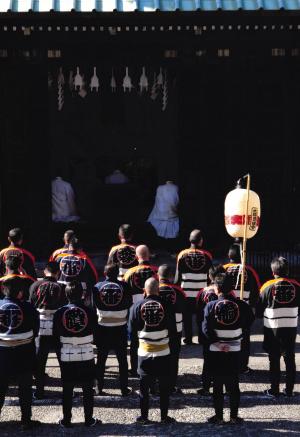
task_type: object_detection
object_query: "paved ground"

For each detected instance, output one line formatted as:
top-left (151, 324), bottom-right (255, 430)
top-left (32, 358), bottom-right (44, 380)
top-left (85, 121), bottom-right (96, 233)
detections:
top-left (0, 321), bottom-right (299, 437)
top-left (1, 253), bottom-right (300, 436)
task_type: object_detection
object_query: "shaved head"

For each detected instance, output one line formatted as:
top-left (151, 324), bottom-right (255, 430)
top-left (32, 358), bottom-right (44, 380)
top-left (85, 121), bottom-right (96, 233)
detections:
top-left (189, 229), bottom-right (203, 247)
top-left (144, 277), bottom-right (159, 296)
top-left (64, 230), bottom-right (75, 244)
top-left (158, 264), bottom-right (172, 280)
top-left (136, 245), bottom-right (150, 262)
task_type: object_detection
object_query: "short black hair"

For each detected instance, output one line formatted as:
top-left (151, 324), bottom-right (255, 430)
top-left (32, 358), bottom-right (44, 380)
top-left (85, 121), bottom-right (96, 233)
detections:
top-left (158, 264), bottom-right (171, 279)
top-left (271, 257), bottom-right (289, 277)
top-left (68, 237), bottom-right (81, 251)
top-left (5, 255), bottom-right (22, 271)
top-left (8, 228), bottom-right (23, 244)
top-left (228, 244), bottom-right (241, 263)
top-left (1, 277), bottom-right (24, 299)
top-left (104, 263), bottom-right (119, 279)
top-left (64, 230), bottom-right (75, 243)
top-left (119, 224), bottom-right (133, 240)
top-left (209, 264), bottom-right (225, 282)
top-left (214, 273), bottom-right (232, 295)
top-left (189, 229), bottom-right (203, 245)
top-left (65, 281), bottom-right (83, 302)
top-left (45, 261), bottom-right (60, 274)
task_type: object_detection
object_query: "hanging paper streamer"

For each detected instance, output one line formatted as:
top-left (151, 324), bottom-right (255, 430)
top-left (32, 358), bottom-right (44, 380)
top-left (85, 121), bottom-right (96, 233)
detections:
top-left (90, 67), bottom-right (100, 92)
top-left (48, 72), bottom-right (53, 89)
top-left (162, 70), bottom-right (168, 111)
top-left (74, 67), bottom-right (83, 91)
top-left (150, 72), bottom-right (158, 100)
top-left (78, 74), bottom-right (87, 98)
top-left (57, 67), bottom-right (65, 111)
top-left (69, 70), bottom-right (74, 92)
top-left (139, 66), bottom-right (148, 93)
top-left (157, 67), bottom-right (164, 87)
top-left (123, 67), bottom-right (133, 92)
top-left (111, 69), bottom-right (117, 92)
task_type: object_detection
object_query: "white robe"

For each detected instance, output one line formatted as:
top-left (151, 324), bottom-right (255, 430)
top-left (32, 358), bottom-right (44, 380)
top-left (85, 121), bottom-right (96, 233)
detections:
top-left (52, 177), bottom-right (80, 222)
top-left (105, 170), bottom-right (129, 184)
top-left (148, 183), bottom-right (179, 239)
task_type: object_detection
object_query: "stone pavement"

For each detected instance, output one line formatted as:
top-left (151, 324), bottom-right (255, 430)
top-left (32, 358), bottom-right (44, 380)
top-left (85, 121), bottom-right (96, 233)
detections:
top-left (0, 320), bottom-right (299, 437)
top-left (1, 252), bottom-right (299, 436)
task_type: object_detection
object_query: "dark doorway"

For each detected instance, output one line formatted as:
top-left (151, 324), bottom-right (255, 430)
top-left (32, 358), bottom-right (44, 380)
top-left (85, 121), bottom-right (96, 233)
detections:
top-left (48, 58), bottom-right (180, 248)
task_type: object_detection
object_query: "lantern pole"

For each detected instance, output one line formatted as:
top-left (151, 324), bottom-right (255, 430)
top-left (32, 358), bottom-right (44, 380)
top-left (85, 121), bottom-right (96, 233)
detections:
top-left (240, 174), bottom-right (251, 300)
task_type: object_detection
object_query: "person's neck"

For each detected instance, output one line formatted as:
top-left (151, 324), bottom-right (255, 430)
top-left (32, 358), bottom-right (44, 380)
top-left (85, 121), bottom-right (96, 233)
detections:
top-left (120, 238), bottom-right (128, 244)
top-left (106, 276), bottom-right (117, 281)
top-left (5, 295), bottom-right (18, 301)
top-left (45, 274), bottom-right (56, 279)
top-left (9, 242), bottom-right (20, 248)
top-left (7, 270), bottom-right (19, 276)
top-left (139, 259), bottom-right (149, 264)
top-left (190, 244), bottom-right (199, 249)
top-left (68, 300), bottom-right (81, 305)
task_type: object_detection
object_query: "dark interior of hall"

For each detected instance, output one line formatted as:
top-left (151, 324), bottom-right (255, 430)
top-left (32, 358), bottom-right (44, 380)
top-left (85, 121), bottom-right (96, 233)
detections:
top-left (1, 11), bottom-right (300, 258)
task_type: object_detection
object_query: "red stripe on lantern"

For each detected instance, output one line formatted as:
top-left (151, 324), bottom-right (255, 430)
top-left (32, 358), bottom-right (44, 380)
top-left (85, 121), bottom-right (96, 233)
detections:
top-left (225, 215), bottom-right (260, 226)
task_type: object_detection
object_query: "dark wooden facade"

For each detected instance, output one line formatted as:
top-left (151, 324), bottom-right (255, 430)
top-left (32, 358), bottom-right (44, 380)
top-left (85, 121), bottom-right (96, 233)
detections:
top-left (1, 10), bottom-right (300, 254)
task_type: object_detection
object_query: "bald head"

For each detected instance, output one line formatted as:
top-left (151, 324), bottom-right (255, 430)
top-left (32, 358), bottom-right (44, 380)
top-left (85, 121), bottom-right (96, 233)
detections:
top-left (189, 229), bottom-right (203, 247)
top-left (136, 245), bottom-right (150, 262)
top-left (144, 277), bottom-right (159, 296)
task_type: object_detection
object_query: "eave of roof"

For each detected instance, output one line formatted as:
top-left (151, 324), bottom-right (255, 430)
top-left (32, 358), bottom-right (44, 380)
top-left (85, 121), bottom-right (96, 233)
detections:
top-left (1, 0), bottom-right (300, 13)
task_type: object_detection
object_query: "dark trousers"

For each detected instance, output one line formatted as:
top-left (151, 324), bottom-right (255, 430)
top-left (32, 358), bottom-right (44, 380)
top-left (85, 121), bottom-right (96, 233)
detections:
top-left (62, 380), bottom-right (94, 423)
top-left (130, 337), bottom-right (139, 374)
top-left (202, 344), bottom-right (212, 391)
top-left (183, 297), bottom-right (196, 342)
top-left (213, 374), bottom-right (240, 419)
top-left (138, 355), bottom-right (171, 420)
top-left (0, 372), bottom-right (32, 422)
top-left (208, 351), bottom-right (240, 419)
top-left (140, 375), bottom-right (170, 420)
top-left (240, 329), bottom-right (250, 371)
top-left (269, 349), bottom-right (296, 394)
top-left (170, 333), bottom-right (181, 390)
top-left (35, 336), bottom-right (60, 395)
top-left (96, 326), bottom-right (128, 392)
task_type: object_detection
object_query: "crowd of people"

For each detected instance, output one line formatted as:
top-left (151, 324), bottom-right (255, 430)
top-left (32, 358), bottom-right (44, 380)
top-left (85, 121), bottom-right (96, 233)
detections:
top-left (0, 225), bottom-right (299, 430)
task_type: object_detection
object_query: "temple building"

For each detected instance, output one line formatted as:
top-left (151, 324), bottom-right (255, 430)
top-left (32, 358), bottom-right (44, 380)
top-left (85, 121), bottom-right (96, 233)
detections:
top-left (0, 1), bottom-right (299, 254)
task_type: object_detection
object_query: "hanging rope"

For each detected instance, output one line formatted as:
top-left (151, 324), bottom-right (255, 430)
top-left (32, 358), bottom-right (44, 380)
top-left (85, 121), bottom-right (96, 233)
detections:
top-left (150, 72), bottom-right (158, 100)
top-left (57, 67), bottom-right (65, 111)
top-left (162, 69), bottom-right (168, 111)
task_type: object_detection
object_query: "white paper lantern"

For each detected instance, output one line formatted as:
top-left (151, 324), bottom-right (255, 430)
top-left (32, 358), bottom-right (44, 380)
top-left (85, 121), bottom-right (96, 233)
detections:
top-left (225, 187), bottom-right (261, 239)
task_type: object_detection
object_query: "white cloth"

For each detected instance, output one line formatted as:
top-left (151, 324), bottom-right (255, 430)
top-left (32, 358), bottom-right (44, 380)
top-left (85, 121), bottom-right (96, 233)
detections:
top-left (105, 170), bottom-right (129, 184)
top-left (148, 183), bottom-right (179, 238)
top-left (52, 177), bottom-right (80, 222)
